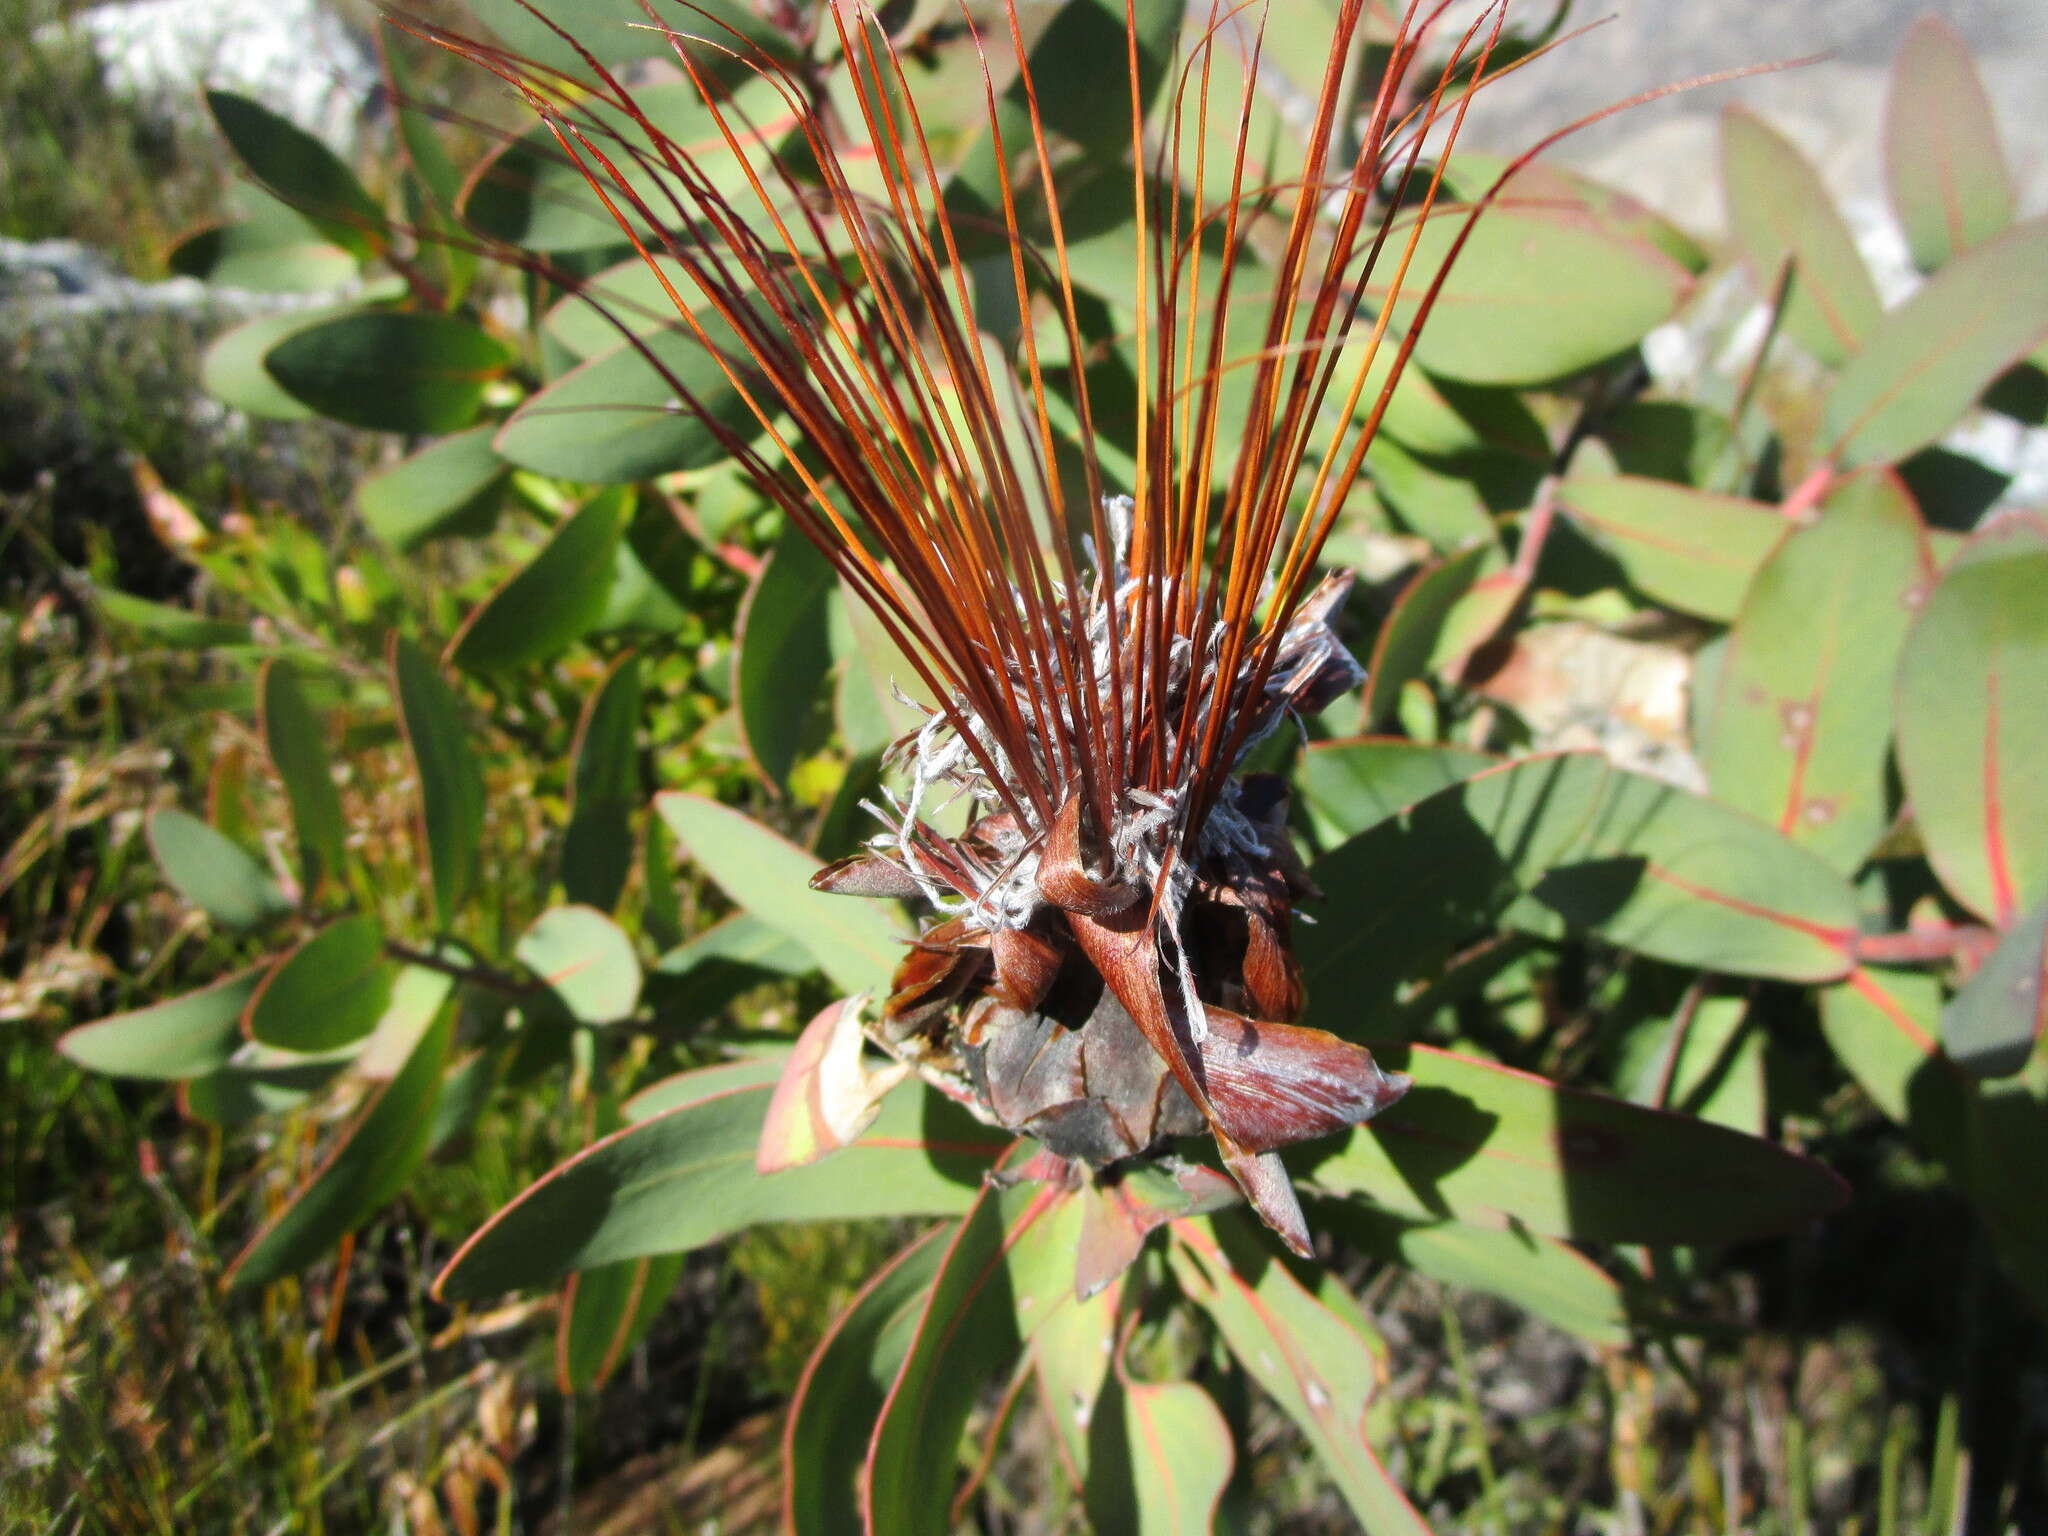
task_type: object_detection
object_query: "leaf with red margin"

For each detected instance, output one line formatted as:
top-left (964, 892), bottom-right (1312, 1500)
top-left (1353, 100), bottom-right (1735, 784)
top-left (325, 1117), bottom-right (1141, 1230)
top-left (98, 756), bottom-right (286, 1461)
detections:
top-left (1360, 543), bottom-right (1497, 728)
top-left (433, 1064), bottom-right (1004, 1299)
top-left (513, 905), bottom-right (642, 1026)
top-left (1299, 1041), bottom-right (1848, 1244)
top-left (560, 649), bottom-right (641, 911)
top-left (1705, 471), bottom-right (1933, 873)
top-left (446, 487), bottom-right (630, 674)
top-left (654, 792), bottom-right (906, 995)
top-left (1943, 898), bottom-right (2048, 1079)
top-left (60, 964), bottom-right (266, 1081)
top-left (1895, 510), bottom-right (2048, 925)
top-left (390, 636), bottom-right (485, 932)
top-left (863, 1182), bottom-right (1078, 1536)
top-left (556, 1250), bottom-right (686, 1393)
top-left (1721, 106), bottom-right (1882, 368)
top-left (1824, 220), bottom-right (2048, 470)
top-left (1298, 737), bottom-right (1496, 846)
top-left (1084, 1359), bottom-right (1235, 1536)
top-left (756, 995), bottom-right (908, 1173)
top-left (1029, 1262), bottom-right (1120, 1492)
top-left (783, 1227), bottom-right (948, 1536)
top-left (1556, 475), bottom-right (1786, 623)
top-left (1301, 754), bottom-right (1861, 1003)
top-left (1170, 1213), bottom-right (1429, 1536)
top-left (225, 1009), bottom-right (452, 1288)
top-left (1884, 16), bottom-right (2015, 273)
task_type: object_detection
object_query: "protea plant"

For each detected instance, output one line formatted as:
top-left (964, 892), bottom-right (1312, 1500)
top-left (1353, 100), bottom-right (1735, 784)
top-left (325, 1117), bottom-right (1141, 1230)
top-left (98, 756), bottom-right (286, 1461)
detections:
top-left (414, 0), bottom-right (1546, 1260)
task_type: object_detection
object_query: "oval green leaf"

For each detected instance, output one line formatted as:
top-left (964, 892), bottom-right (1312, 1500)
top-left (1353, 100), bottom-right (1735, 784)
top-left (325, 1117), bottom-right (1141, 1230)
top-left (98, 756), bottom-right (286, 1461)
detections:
top-left (737, 524), bottom-right (835, 792)
top-left (446, 489), bottom-right (631, 673)
top-left (515, 905), bottom-right (642, 1026)
top-left (557, 1251), bottom-right (687, 1393)
top-left (1942, 898), bottom-right (2048, 1079)
top-left (1303, 1042), bottom-right (1848, 1243)
top-left (653, 792), bottom-right (906, 995)
top-left (59, 965), bottom-right (267, 1081)
top-left (264, 310), bottom-right (513, 434)
top-left (390, 636), bottom-right (487, 931)
top-left (146, 808), bottom-right (290, 929)
top-left (1884, 16), bottom-right (2015, 273)
top-left (1894, 510), bottom-right (2048, 924)
top-left (243, 914), bottom-right (395, 1053)
top-left (205, 90), bottom-right (383, 259)
top-left (434, 1067), bottom-right (1004, 1298)
top-left (355, 425), bottom-right (507, 550)
top-left (1824, 219), bottom-right (2048, 470)
top-left (1557, 475), bottom-right (1786, 622)
top-left (1297, 737), bottom-right (1496, 847)
top-left (261, 661), bottom-right (346, 893)
top-left (1704, 471), bottom-right (1932, 872)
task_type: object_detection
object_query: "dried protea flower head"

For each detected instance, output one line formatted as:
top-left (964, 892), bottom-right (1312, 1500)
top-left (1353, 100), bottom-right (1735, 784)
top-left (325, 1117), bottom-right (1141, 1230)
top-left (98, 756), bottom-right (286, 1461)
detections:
top-left (416, 0), bottom-right (1551, 1255)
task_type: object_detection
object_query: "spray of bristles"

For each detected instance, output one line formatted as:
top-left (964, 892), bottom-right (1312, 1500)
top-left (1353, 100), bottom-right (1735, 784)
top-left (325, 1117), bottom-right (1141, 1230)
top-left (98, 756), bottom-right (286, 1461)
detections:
top-left (410, 0), bottom-right (1577, 1256)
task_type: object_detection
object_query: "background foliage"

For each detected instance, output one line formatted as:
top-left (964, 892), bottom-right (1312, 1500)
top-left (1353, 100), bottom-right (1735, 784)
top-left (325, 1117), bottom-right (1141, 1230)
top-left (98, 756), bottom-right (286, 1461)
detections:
top-left (6, 1), bottom-right (2047, 1531)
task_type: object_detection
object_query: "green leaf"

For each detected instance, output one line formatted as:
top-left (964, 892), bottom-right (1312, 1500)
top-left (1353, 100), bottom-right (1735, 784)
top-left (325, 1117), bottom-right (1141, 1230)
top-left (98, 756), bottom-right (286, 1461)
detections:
top-left (1704, 471), bottom-right (1932, 873)
top-left (1824, 219), bottom-right (2048, 469)
top-left (1386, 205), bottom-right (1692, 386)
top-left (224, 1010), bottom-right (451, 1287)
top-left (201, 304), bottom-right (363, 420)
top-left (653, 793), bottom-right (906, 994)
top-left (1030, 1263), bottom-right (1120, 1491)
top-left (1303, 1041), bottom-right (1847, 1243)
top-left (784, 1229), bottom-right (950, 1536)
top-left (1086, 1374), bottom-right (1235, 1536)
top-left (391, 637), bottom-right (486, 931)
top-left (1171, 1215), bottom-right (1428, 1536)
top-left (1557, 475), bottom-right (1786, 623)
top-left (182, 1047), bottom-right (348, 1126)
top-left (1818, 967), bottom-right (1970, 1161)
top-left (1367, 437), bottom-right (1502, 552)
top-left (515, 905), bottom-right (642, 1026)
top-left (1895, 510), bottom-right (2048, 924)
top-left (92, 588), bottom-right (246, 649)
top-left (1885, 17), bottom-right (2015, 273)
top-left (244, 914), bottom-right (396, 1053)
top-left (864, 1183), bottom-right (1077, 1536)
top-left (261, 661), bottom-right (346, 893)
top-left (737, 523), bottom-right (835, 791)
top-left (648, 913), bottom-right (814, 1034)
top-left (562, 651), bottom-right (642, 910)
top-left (1297, 738), bottom-right (1495, 847)
top-left (557, 1251), bottom-right (686, 1393)
top-left (1301, 756), bottom-right (1860, 1011)
top-left (1943, 898), bottom-right (2048, 1079)
top-left (264, 310), bottom-right (513, 433)
top-left (355, 425), bottom-right (506, 550)
top-left (459, 1), bottom-right (790, 97)
top-left (1359, 542), bottom-right (1498, 727)
top-left (1313, 1200), bottom-right (1630, 1348)
top-left (493, 325), bottom-right (764, 483)
top-left (446, 489), bottom-right (631, 673)
top-left (165, 214), bottom-right (357, 292)
top-left (205, 90), bottom-right (383, 259)
top-left (1720, 106), bottom-right (1881, 368)
top-left (59, 965), bottom-right (267, 1080)
top-left (434, 1066), bottom-right (1004, 1298)
top-left (146, 808), bottom-right (290, 929)
top-left (832, 578), bottom-right (936, 760)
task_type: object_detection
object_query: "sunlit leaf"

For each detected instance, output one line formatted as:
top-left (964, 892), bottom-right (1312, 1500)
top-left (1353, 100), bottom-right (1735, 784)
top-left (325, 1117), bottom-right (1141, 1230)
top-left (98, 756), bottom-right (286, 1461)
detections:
top-left (1704, 471), bottom-right (1932, 872)
top-left (1895, 510), bottom-right (2048, 924)
top-left (1557, 475), bottom-right (1786, 623)
top-left (1720, 106), bottom-right (1881, 368)
top-left (1884, 17), bottom-right (2015, 272)
top-left (1359, 542), bottom-right (1498, 727)
top-left (864, 1183), bottom-right (1077, 1536)
top-left (165, 212), bottom-right (357, 292)
top-left (145, 808), bottom-right (290, 930)
top-left (1171, 1215), bottom-right (1428, 1535)
top-left (1302, 1042), bottom-right (1847, 1242)
top-left (1297, 737), bottom-right (1495, 848)
top-left (1085, 1372), bottom-right (1234, 1536)
top-left (1824, 220), bottom-right (2048, 469)
top-left (1817, 967), bottom-right (1970, 1162)
top-left (434, 1066), bottom-right (1002, 1298)
top-left (59, 965), bottom-right (267, 1081)
top-left (653, 793), bottom-right (906, 994)
top-left (515, 905), bottom-right (642, 1026)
